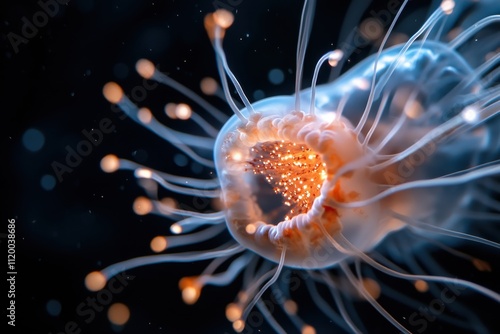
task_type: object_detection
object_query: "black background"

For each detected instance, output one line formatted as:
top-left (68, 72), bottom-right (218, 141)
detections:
top-left (3, 0), bottom-right (499, 334)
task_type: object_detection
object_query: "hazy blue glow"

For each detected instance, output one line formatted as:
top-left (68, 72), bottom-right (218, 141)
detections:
top-left (22, 128), bottom-right (45, 152)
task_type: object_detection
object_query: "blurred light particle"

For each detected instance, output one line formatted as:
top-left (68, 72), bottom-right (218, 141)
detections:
top-left (41, 174), bottom-right (56, 191)
top-left (22, 128), bottom-right (45, 152)
top-left (268, 68), bottom-right (285, 85)
top-left (46, 299), bottom-right (62, 316)
top-left (108, 303), bottom-right (130, 326)
top-left (174, 153), bottom-right (188, 167)
top-left (253, 89), bottom-right (265, 100)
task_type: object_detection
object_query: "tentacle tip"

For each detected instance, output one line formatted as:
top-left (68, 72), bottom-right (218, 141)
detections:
top-left (150, 236), bottom-right (167, 253)
top-left (204, 9), bottom-right (234, 41)
top-left (440, 0), bottom-right (455, 15)
top-left (179, 277), bottom-right (201, 304)
top-left (200, 77), bottom-right (219, 96)
top-left (100, 154), bottom-right (120, 173)
top-left (85, 271), bottom-right (107, 291)
top-left (328, 49), bottom-right (344, 67)
top-left (107, 302), bottom-right (130, 326)
top-left (170, 223), bottom-right (183, 234)
top-left (226, 303), bottom-right (242, 322)
top-left (213, 9), bottom-right (234, 29)
top-left (134, 168), bottom-right (153, 179)
top-left (175, 103), bottom-right (192, 120)
top-left (136, 58), bottom-right (156, 79)
top-left (472, 258), bottom-right (492, 272)
top-left (133, 196), bottom-right (153, 215)
top-left (283, 299), bottom-right (298, 315)
top-left (138, 107), bottom-right (153, 124)
top-left (232, 319), bottom-right (245, 333)
top-left (103, 82), bottom-right (123, 104)
top-left (414, 279), bottom-right (429, 293)
top-left (302, 325), bottom-right (316, 334)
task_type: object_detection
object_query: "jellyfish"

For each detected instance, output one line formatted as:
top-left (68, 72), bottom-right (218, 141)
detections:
top-left (88, 0), bottom-right (500, 332)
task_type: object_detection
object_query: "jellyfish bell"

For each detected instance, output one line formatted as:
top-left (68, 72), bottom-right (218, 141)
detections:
top-left (214, 98), bottom-right (387, 269)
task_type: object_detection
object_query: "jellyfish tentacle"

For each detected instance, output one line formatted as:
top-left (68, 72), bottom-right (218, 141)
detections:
top-left (343, 261), bottom-right (411, 334)
top-left (294, 0), bottom-right (316, 112)
top-left (151, 225), bottom-right (226, 252)
top-left (328, 232), bottom-right (500, 303)
top-left (319, 270), bottom-right (364, 334)
top-left (354, 0), bottom-right (410, 136)
top-left (87, 244), bottom-right (244, 291)
top-left (449, 15), bottom-right (500, 50)
top-left (304, 275), bottom-right (351, 332)
top-left (391, 210), bottom-right (500, 250)
top-left (241, 247), bottom-right (287, 327)
top-left (136, 59), bottom-right (229, 124)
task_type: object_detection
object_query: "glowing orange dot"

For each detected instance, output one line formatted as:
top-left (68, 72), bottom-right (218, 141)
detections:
top-left (362, 278), bottom-right (381, 299)
top-left (284, 300), bottom-right (298, 315)
top-left (135, 168), bottom-right (153, 179)
top-left (359, 18), bottom-right (383, 42)
top-left (138, 107), bottom-right (152, 124)
top-left (165, 103), bottom-right (178, 119)
top-left (245, 224), bottom-right (256, 235)
top-left (100, 154), bottom-right (120, 173)
top-left (441, 0), bottom-right (455, 15)
top-left (107, 303), bottom-right (130, 326)
top-left (133, 197), bottom-right (152, 215)
top-left (388, 32), bottom-right (409, 47)
top-left (414, 280), bottom-right (429, 293)
top-left (472, 258), bottom-right (492, 272)
top-left (204, 13), bottom-right (226, 41)
top-left (136, 59), bottom-right (155, 79)
top-left (200, 77), bottom-right (218, 95)
top-left (175, 103), bottom-right (192, 120)
top-left (102, 82), bottom-right (123, 104)
top-left (179, 277), bottom-right (201, 305)
top-left (213, 9), bottom-right (234, 29)
top-left (150, 236), bottom-right (167, 253)
top-left (233, 319), bottom-right (245, 332)
top-left (160, 198), bottom-right (177, 215)
top-left (225, 303), bottom-right (242, 322)
top-left (170, 223), bottom-right (182, 234)
top-left (231, 150), bottom-right (243, 161)
top-left (85, 271), bottom-right (106, 291)
top-left (302, 325), bottom-right (316, 334)
top-left (328, 49), bottom-right (343, 67)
